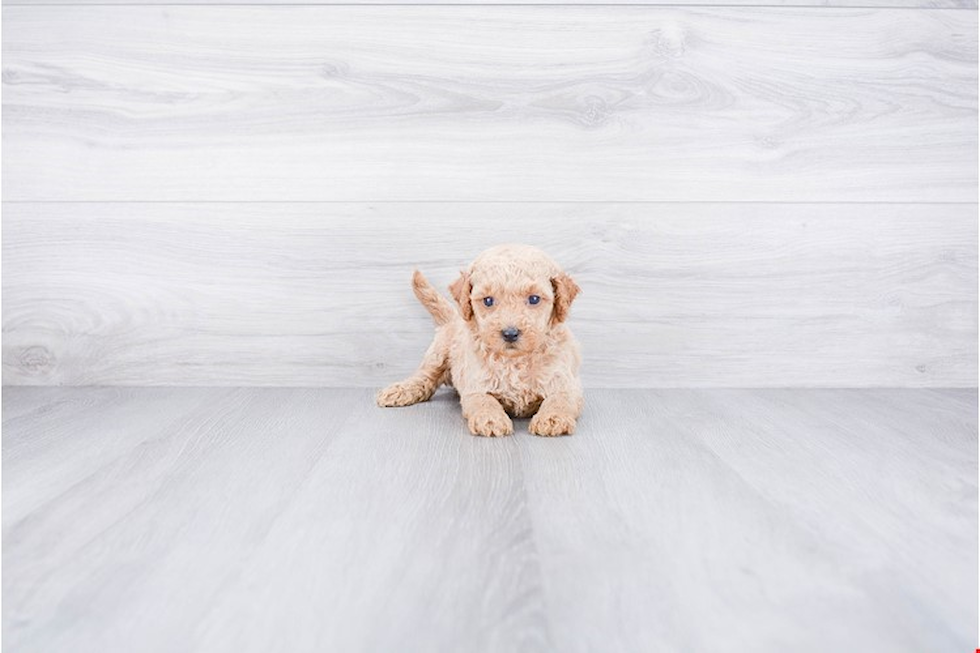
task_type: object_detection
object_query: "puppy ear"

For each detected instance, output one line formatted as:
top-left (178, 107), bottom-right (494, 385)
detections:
top-left (550, 272), bottom-right (581, 325)
top-left (448, 270), bottom-right (474, 321)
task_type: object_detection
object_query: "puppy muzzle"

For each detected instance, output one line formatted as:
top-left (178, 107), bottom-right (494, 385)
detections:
top-left (501, 327), bottom-right (521, 343)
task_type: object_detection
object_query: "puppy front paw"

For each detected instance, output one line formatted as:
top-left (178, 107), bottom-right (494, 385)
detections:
top-left (529, 411), bottom-right (576, 437)
top-left (468, 410), bottom-right (514, 437)
top-left (376, 381), bottom-right (429, 407)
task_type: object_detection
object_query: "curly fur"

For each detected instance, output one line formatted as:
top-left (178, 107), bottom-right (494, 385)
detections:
top-left (377, 244), bottom-right (583, 437)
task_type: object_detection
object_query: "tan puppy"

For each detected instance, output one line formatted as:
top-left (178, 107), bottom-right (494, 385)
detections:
top-left (377, 244), bottom-right (583, 437)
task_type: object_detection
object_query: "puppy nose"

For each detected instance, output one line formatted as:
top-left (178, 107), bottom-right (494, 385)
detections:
top-left (501, 327), bottom-right (521, 343)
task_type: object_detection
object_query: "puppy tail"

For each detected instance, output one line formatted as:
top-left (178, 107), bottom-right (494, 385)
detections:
top-left (412, 270), bottom-right (456, 326)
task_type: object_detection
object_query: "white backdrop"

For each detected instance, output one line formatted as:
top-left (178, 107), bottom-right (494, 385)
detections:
top-left (2, 3), bottom-right (976, 387)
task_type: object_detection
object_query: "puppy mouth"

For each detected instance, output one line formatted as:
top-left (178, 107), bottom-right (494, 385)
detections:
top-left (484, 329), bottom-right (535, 355)
top-left (500, 341), bottom-right (528, 356)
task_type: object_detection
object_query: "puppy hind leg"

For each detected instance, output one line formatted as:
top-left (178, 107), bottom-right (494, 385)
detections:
top-left (376, 328), bottom-right (450, 407)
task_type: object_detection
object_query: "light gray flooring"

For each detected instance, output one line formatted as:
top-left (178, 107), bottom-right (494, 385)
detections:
top-left (3, 387), bottom-right (977, 653)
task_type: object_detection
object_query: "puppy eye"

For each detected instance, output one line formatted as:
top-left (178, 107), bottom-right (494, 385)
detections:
top-left (483, 297), bottom-right (494, 307)
top-left (528, 295), bottom-right (541, 305)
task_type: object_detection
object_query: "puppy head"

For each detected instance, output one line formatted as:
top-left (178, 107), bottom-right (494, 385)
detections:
top-left (450, 244), bottom-right (580, 357)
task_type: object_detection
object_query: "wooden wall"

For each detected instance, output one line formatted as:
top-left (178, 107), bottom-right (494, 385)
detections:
top-left (3, 2), bottom-right (976, 387)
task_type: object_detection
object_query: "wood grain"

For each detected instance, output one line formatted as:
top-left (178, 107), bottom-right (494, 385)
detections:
top-left (517, 388), bottom-right (977, 651)
top-left (3, 387), bottom-right (975, 652)
top-left (660, 388), bottom-right (977, 650)
top-left (195, 390), bottom-right (548, 653)
top-left (4, 0), bottom-right (977, 7)
top-left (3, 202), bottom-right (975, 387)
top-left (1, 386), bottom-right (229, 527)
top-left (3, 7), bottom-right (975, 202)
top-left (3, 388), bottom-right (550, 652)
top-left (3, 387), bottom-right (366, 652)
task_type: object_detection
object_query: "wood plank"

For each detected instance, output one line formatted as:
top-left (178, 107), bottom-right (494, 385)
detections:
top-left (3, 202), bottom-right (975, 387)
top-left (516, 388), bottom-right (977, 652)
top-left (4, 0), bottom-right (976, 7)
top-left (6, 388), bottom-right (974, 652)
top-left (1, 385), bottom-right (97, 421)
top-left (662, 388), bottom-right (977, 651)
top-left (3, 7), bottom-right (975, 202)
top-left (1, 387), bottom-right (231, 527)
top-left (193, 389), bottom-right (548, 653)
top-left (3, 388), bottom-right (363, 653)
top-left (3, 388), bottom-right (550, 652)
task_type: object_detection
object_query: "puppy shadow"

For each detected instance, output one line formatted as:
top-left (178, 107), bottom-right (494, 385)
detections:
top-left (421, 389), bottom-right (582, 438)
top-left (429, 388), bottom-right (460, 404)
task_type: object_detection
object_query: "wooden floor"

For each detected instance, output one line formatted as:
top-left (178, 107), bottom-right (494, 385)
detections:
top-left (2, 387), bottom-right (976, 652)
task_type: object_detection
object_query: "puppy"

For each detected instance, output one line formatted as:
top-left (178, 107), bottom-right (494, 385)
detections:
top-left (377, 244), bottom-right (583, 437)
